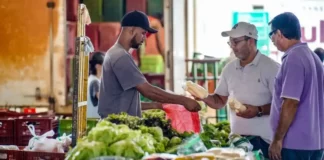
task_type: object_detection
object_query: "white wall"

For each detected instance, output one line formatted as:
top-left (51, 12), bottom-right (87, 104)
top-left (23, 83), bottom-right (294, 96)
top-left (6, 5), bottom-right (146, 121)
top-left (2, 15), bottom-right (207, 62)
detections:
top-left (170, 0), bottom-right (324, 92)
top-left (172, 0), bottom-right (187, 93)
top-left (194, 0), bottom-right (324, 62)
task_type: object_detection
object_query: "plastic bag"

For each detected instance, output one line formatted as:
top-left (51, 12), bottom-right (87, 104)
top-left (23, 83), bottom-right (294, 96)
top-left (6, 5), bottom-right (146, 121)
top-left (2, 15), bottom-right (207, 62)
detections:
top-left (246, 150), bottom-right (265, 160)
top-left (56, 133), bottom-right (72, 151)
top-left (24, 125), bottom-right (64, 153)
top-left (228, 134), bottom-right (253, 152)
top-left (177, 134), bottom-right (207, 155)
top-left (163, 104), bottom-right (201, 133)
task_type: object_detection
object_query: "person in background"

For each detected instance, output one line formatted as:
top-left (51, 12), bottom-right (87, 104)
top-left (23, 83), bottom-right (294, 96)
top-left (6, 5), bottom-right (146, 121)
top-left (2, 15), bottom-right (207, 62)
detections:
top-left (314, 47), bottom-right (324, 63)
top-left (268, 12), bottom-right (324, 160)
top-left (87, 52), bottom-right (104, 118)
top-left (131, 13), bottom-right (165, 67)
top-left (198, 22), bottom-right (280, 158)
top-left (98, 10), bottom-right (201, 118)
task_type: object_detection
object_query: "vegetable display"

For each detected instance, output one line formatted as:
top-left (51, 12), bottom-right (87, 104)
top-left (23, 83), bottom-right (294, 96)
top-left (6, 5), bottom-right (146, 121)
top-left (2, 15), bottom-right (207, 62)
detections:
top-left (200, 121), bottom-right (230, 148)
top-left (66, 110), bottom-right (231, 160)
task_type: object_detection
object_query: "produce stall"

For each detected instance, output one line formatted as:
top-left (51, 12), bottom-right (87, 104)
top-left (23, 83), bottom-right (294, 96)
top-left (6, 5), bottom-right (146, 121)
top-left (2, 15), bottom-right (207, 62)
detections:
top-left (65, 110), bottom-right (264, 160)
top-left (0, 2), bottom-right (264, 160)
top-left (0, 109), bottom-right (263, 160)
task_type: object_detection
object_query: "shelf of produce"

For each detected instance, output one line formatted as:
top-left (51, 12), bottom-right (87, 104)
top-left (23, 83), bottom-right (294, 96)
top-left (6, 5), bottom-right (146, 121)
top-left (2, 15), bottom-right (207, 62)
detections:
top-left (66, 110), bottom-right (232, 159)
top-left (0, 147), bottom-right (65, 160)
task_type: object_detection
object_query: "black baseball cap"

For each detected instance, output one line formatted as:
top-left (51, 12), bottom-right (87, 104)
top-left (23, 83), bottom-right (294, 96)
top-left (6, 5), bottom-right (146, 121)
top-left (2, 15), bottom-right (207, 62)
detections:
top-left (121, 10), bottom-right (158, 34)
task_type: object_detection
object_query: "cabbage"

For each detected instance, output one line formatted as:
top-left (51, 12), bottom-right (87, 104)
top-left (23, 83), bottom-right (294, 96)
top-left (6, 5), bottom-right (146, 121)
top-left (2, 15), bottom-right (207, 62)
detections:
top-left (148, 127), bottom-right (164, 142)
top-left (130, 133), bottom-right (156, 154)
top-left (107, 139), bottom-right (144, 159)
top-left (87, 124), bottom-right (130, 145)
top-left (65, 141), bottom-right (108, 160)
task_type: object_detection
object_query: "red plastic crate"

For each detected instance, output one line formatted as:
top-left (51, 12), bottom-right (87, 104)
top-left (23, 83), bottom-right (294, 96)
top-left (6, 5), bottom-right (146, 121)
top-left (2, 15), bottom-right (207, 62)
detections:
top-left (66, 0), bottom-right (78, 21)
top-left (0, 110), bottom-right (50, 119)
top-left (0, 149), bottom-right (24, 160)
top-left (15, 118), bottom-right (58, 146)
top-left (24, 151), bottom-right (65, 160)
top-left (98, 22), bottom-right (121, 52)
top-left (0, 147), bottom-right (65, 160)
top-left (86, 23), bottom-right (100, 51)
top-left (0, 119), bottom-right (15, 145)
top-left (144, 73), bottom-right (165, 89)
top-left (126, 0), bottom-right (147, 13)
top-left (0, 110), bottom-right (20, 118)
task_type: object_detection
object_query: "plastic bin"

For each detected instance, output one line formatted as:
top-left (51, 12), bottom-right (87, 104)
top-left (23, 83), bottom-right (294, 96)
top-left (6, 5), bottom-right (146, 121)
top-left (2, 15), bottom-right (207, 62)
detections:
top-left (0, 147), bottom-right (65, 160)
top-left (0, 119), bottom-right (15, 145)
top-left (15, 118), bottom-right (58, 146)
top-left (0, 149), bottom-right (23, 160)
top-left (24, 151), bottom-right (65, 160)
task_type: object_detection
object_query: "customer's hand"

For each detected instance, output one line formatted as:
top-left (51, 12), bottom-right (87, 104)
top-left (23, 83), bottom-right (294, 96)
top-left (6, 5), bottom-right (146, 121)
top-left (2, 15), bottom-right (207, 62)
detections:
top-left (183, 98), bottom-right (202, 112)
top-left (236, 104), bottom-right (258, 119)
top-left (269, 139), bottom-right (283, 160)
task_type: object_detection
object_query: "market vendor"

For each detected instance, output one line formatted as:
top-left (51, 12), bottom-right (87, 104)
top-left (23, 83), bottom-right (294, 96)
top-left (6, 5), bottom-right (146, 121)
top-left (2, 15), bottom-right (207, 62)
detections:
top-left (197, 22), bottom-right (279, 158)
top-left (98, 10), bottom-right (201, 118)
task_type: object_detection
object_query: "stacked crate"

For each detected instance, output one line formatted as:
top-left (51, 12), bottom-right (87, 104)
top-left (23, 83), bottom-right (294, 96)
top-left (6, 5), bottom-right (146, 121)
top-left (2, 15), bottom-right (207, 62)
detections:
top-left (15, 117), bottom-right (58, 146)
top-left (0, 119), bottom-right (15, 145)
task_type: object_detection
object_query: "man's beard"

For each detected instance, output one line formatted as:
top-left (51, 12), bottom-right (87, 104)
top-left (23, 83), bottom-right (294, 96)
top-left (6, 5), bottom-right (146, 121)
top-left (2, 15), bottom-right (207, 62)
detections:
top-left (130, 36), bottom-right (141, 49)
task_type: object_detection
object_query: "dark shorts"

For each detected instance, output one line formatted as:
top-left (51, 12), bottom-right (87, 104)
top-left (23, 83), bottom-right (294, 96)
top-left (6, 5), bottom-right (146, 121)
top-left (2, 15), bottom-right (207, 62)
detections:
top-left (281, 148), bottom-right (324, 160)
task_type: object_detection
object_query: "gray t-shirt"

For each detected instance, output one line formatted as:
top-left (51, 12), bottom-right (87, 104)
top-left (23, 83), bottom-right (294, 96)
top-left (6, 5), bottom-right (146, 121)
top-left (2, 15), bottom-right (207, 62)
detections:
top-left (87, 75), bottom-right (101, 118)
top-left (98, 43), bottom-right (146, 118)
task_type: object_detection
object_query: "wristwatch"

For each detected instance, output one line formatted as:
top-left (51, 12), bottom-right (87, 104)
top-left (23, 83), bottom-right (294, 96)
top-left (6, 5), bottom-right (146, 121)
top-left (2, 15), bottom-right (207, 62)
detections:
top-left (257, 107), bottom-right (263, 117)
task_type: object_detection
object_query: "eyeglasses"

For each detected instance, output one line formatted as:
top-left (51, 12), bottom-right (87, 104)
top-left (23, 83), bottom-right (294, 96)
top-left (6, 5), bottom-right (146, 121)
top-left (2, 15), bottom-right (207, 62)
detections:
top-left (268, 29), bottom-right (277, 38)
top-left (227, 37), bottom-right (250, 47)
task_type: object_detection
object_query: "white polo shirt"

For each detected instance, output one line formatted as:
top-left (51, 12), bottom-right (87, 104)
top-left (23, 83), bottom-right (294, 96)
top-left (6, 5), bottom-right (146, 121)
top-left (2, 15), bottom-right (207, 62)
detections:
top-left (215, 52), bottom-right (280, 143)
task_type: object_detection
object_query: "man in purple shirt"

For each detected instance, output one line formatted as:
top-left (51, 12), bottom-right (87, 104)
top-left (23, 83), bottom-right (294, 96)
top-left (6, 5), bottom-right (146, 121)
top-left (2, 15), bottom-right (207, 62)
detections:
top-left (268, 12), bottom-right (324, 160)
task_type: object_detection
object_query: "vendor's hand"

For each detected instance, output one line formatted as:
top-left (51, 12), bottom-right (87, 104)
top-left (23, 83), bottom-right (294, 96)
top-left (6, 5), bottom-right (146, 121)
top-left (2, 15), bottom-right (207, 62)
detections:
top-left (236, 104), bottom-right (258, 119)
top-left (269, 139), bottom-right (283, 160)
top-left (183, 98), bottom-right (201, 112)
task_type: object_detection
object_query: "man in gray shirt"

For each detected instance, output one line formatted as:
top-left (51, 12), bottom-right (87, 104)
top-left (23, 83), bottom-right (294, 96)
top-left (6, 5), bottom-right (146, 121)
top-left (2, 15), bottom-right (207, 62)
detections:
top-left (98, 10), bottom-right (201, 118)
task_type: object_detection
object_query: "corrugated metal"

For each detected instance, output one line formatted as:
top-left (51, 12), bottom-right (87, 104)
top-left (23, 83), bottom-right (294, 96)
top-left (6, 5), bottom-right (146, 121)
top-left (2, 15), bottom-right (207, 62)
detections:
top-left (126, 0), bottom-right (147, 13)
top-left (98, 22), bottom-right (121, 51)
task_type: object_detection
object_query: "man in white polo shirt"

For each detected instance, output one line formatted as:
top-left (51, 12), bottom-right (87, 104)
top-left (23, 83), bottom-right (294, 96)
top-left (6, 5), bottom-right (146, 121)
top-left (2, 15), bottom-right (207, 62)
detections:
top-left (199, 22), bottom-right (279, 158)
